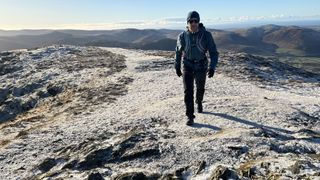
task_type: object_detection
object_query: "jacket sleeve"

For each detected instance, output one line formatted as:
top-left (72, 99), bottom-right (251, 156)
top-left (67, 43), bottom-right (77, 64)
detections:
top-left (174, 32), bottom-right (184, 70)
top-left (206, 31), bottom-right (219, 70)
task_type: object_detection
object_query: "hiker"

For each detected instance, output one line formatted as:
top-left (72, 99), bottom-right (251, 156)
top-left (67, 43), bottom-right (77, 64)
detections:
top-left (174, 11), bottom-right (219, 126)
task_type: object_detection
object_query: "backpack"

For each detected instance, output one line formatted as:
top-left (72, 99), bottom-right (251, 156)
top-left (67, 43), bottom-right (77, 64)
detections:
top-left (182, 23), bottom-right (208, 58)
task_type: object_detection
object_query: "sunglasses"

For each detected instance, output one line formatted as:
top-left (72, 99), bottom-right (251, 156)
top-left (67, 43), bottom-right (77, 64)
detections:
top-left (188, 19), bottom-right (199, 24)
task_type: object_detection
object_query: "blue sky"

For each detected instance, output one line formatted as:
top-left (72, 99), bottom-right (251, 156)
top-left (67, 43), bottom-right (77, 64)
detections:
top-left (1, 0), bottom-right (320, 29)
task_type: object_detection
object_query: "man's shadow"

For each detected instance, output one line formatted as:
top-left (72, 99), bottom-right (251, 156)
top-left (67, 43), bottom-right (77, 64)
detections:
top-left (202, 111), bottom-right (320, 145)
top-left (192, 122), bottom-right (221, 131)
top-left (202, 111), bottom-right (293, 134)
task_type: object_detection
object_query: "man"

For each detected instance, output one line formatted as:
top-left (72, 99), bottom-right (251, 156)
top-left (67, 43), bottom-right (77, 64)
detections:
top-left (175, 11), bottom-right (219, 126)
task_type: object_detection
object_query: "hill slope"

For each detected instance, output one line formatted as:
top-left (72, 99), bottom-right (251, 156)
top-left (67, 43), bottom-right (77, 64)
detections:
top-left (235, 24), bottom-right (320, 56)
top-left (0, 45), bottom-right (320, 179)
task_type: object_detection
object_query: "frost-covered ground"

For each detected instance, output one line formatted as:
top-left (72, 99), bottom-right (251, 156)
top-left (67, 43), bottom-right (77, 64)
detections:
top-left (0, 45), bottom-right (320, 179)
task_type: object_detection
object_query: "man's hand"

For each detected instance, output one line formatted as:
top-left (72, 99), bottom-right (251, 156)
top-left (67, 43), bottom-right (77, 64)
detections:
top-left (176, 68), bottom-right (182, 77)
top-left (207, 68), bottom-right (215, 78)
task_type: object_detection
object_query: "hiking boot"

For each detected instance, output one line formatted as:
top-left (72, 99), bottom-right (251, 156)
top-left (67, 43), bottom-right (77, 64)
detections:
top-left (197, 103), bottom-right (203, 113)
top-left (186, 115), bottom-right (195, 126)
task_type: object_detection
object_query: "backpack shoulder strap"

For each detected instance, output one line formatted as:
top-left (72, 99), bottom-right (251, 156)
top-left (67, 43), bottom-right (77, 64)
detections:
top-left (183, 30), bottom-right (190, 54)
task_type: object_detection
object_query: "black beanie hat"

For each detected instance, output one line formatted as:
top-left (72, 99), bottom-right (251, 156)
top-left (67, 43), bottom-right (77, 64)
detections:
top-left (187, 11), bottom-right (200, 22)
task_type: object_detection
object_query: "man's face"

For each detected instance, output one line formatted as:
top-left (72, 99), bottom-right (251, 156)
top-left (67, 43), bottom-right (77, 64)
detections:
top-left (187, 18), bottom-right (199, 32)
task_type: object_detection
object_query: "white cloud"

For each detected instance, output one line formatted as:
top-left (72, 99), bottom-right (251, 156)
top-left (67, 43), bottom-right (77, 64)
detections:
top-left (2, 14), bottom-right (320, 30)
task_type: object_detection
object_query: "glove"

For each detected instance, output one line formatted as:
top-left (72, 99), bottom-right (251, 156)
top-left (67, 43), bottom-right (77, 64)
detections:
top-left (207, 68), bottom-right (215, 78)
top-left (176, 68), bottom-right (182, 77)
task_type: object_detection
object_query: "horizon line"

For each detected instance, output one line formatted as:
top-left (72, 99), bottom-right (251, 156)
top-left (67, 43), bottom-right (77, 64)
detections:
top-left (1, 14), bottom-right (320, 31)
top-left (0, 22), bottom-right (319, 31)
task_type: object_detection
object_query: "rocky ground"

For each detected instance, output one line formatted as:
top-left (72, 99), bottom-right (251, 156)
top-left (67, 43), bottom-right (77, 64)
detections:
top-left (0, 45), bottom-right (320, 179)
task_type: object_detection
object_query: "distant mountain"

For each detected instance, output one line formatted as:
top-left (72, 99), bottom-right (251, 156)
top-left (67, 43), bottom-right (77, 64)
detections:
top-left (309, 26), bottom-right (320, 31)
top-left (262, 25), bottom-right (320, 56)
top-left (1, 25), bottom-right (320, 57)
top-left (211, 29), bottom-right (277, 56)
top-left (0, 29), bottom-right (54, 37)
top-left (0, 37), bottom-right (27, 51)
top-left (139, 38), bottom-right (176, 51)
top-left (0, 31), bottom-right (72, 49)
top-left (223, 24), bottom-right (320, 56)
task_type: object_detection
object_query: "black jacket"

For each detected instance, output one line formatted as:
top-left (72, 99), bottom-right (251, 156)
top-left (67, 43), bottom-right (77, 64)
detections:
top-left (175, 23), bottom-right (219, 71)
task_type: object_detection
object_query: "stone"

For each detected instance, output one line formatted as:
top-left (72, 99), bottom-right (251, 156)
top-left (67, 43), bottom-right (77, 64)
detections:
top-left (0, 88), bottom-right (10, 104)
top-left (38, 158), bottom-right (57, 172)
top-left (88, 172), bottom-right (104, 180)
top-left (113, 172), bottom-right (147, 180)
top-left (78, 146), bottom-right (113, 170)
top-left (47, 84), bottom-right (64, 96)
top-left (210, 165), bottom-right (239, 180)
top-left (195, 160), bottom-right (206, 175)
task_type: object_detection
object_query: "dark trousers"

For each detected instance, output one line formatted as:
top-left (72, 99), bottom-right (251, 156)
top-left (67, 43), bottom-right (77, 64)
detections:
top-left (182, 65), bottom-right (207, 117)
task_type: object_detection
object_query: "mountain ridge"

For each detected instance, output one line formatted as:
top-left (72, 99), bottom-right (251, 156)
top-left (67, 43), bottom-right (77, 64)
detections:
top-left (1, 25), bottom-right (320, 57)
